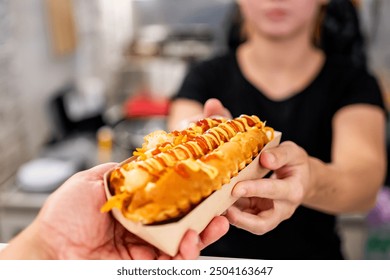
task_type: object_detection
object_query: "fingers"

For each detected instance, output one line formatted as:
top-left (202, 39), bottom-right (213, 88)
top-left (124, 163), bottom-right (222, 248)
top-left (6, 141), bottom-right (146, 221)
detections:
top-left (203, 98), bottom-right (232, 119)
top-left (175, 216), bottom-right (229, 260)
top-left (233, 197), bottom-right (274, 212)
top-left (177, 114), bottom-right (204, 130)
top-left (77, 162), bottom-right (118, 180)
top-left (129, 217), bottom-right (228, 260)
top-left (229, 177), bottom-right (302, 235)
top-left (176, 99), bottom-right (232, 130)
top-left (260, 141), bottom-right (307, 170)
top-left (88, 162), bottom-right (118, 174)
top-left (127, 231), bottom-right (200, 260)
top-left (198, 216), bottom-right (229, 249)
top-left (225, 205), bottom-right (280, 235)
top-left (128, 244), bottom-right (159, 260)
top-left (233, 178), bottom-right (302, 203)
top-left (175, 230), bottom-right (201, 260)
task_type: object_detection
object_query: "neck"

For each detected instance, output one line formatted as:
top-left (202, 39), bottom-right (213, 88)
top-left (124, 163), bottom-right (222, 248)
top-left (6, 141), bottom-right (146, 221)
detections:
top-left (241, 31), bottom-right (320, 74)
top-left (236, 30), bottom-right (325, 100)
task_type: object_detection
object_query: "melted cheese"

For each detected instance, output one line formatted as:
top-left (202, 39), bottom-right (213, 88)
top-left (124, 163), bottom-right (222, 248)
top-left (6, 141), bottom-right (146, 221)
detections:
top-left (131, 115), bottom-right (263, 178)
top-left (181, 159), bottom-right (219, 180)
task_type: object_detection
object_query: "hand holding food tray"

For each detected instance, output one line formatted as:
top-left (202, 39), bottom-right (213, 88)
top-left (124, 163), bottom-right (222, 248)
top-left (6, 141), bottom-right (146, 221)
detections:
top-left (101, 115), bottom-right (281, 256)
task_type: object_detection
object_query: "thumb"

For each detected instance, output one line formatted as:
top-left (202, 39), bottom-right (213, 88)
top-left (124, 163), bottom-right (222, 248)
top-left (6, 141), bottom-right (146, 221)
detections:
top-left (86, 162), bottom-right (118, 177)
top-left (203, 98), bottom-right (232, 119)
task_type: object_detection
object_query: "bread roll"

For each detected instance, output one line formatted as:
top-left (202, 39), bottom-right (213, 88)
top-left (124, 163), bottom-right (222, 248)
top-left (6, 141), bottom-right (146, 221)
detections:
top-left (101, 115), bottom-right (274, 224)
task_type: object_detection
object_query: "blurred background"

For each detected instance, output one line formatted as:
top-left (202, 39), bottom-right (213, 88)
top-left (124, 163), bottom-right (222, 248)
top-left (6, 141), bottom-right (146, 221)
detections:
top-left (0, 0), bottom-right (390, 259)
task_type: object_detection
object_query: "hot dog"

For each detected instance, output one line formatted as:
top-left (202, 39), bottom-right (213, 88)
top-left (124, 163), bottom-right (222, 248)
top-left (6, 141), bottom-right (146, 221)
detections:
top-left (101, 114), bottom-right (274, 224)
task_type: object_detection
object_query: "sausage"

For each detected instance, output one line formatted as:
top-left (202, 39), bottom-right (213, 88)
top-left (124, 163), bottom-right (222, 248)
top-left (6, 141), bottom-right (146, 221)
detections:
top-left (101, 115), bottom-right (274, 224)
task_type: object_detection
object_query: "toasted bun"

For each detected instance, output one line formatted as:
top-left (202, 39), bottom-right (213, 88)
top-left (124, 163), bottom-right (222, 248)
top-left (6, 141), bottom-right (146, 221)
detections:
top-left (101, 115), bottom-right (273, 224)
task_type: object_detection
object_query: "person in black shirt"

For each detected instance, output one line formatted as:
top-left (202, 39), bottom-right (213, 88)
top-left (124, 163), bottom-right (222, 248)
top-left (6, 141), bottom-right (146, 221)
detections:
top-left (168, 0), bottom-right (387, 259)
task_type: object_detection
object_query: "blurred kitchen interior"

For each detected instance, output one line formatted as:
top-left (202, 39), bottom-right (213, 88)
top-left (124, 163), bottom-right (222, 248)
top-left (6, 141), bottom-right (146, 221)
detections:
top-left (1, 0), bottom-right (390, 259)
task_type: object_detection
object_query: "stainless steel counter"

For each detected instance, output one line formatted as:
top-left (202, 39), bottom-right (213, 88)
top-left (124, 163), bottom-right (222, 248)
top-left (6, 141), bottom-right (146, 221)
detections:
top-left (0, 179), bottom-right (50, 242)
top-left (0, 134), bottom-right (99, 243)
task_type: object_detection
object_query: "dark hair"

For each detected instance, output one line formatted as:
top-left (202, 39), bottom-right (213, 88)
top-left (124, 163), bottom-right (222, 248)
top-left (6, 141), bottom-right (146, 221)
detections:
top-left (320, 0), bottom-right (367, 69)
top-left (226, 0), bottom-right (367, 69)
top-left (226, 2), bottom-right (246, 51)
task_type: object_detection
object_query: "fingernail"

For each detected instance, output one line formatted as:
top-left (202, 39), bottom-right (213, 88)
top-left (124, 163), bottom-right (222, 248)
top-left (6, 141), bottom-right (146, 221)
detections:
top-left (233, 187), bottom-right (246, 197)
top-left (265, 151), bottom-right (275, 164)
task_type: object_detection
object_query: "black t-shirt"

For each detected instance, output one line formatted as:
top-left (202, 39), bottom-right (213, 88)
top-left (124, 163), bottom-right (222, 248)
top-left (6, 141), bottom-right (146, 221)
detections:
top-left (173, 51), bottom-right (385, 259)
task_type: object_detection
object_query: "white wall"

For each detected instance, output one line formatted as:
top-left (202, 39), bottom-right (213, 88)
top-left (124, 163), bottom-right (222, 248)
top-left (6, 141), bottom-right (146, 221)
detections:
top-left (10, 0), bottom-right (76, 158)
top-left (360, 0), bottom-right (390, 108)
top-left (0, 0), bottom-right (134, 185)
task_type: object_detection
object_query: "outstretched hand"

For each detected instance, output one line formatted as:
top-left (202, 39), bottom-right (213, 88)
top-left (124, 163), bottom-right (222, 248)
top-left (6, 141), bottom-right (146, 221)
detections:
top-left (0, 163), bottom-right (229, 260)
top-left (177, 98), bottom-right (233, 130)
top-left (225, 141), bottom-right (312, 235)
top-left (203, 98), bottom-right (233, 119)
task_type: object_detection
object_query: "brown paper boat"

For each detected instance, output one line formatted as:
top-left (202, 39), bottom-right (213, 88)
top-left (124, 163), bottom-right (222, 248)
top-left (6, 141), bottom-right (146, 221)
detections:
top-left (104, 131), bottom-right (281, 256)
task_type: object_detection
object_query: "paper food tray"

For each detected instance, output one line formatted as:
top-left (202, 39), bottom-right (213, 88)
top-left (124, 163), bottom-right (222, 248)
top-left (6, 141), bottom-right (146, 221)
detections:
top-left (104, 131), bottom-right (281, 256)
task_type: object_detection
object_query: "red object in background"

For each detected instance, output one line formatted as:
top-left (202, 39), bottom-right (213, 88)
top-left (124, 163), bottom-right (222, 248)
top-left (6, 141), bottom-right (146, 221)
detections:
top-left (124, 95), bottom-right (170, 117)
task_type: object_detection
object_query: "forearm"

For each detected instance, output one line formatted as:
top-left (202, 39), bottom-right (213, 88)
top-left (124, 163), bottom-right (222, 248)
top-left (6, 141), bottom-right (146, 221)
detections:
top-left (303, 156), bottom-right (385, 214)
top-left (0, 221), bottom-right (54, 259)
top-left (303, 105), bottom-right (387, 214)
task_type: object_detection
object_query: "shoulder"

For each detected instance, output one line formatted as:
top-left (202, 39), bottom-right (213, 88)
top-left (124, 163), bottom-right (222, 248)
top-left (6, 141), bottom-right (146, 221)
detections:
top-left (325, 54), bottom-right (353, 69)
top-left (324, 55), bottom-right (385, 111)
top-left (188, 51), bottom-right (237, 74)
top-left (324, 54), bottom-right (376, 81)
top-left (322, 54), bottom-right (382, 93)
